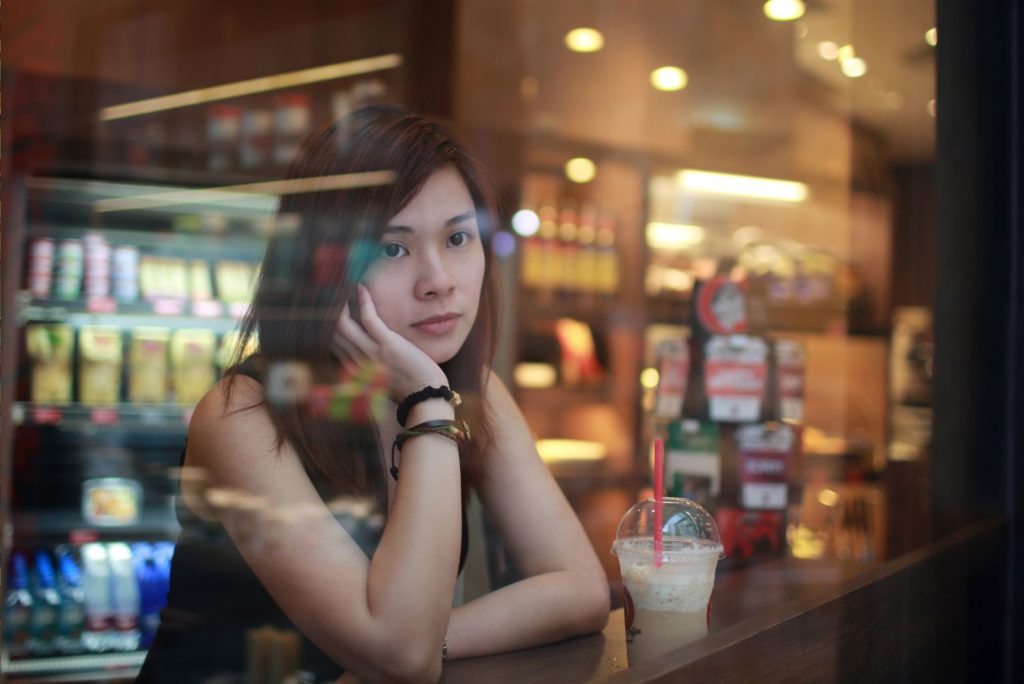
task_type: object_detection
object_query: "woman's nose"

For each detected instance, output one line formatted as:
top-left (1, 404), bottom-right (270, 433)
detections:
top-left (415, 252), bottom-right (456, 299)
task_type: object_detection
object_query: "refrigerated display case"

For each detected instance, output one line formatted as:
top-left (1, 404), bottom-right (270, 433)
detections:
top-left (1, 171), bottom-right (271, 680)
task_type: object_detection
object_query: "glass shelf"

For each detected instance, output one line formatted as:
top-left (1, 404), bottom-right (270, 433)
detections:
top-left (19, 292), bottom-right (248, 334)
top-left (12, 402), bottom-right (194, 432)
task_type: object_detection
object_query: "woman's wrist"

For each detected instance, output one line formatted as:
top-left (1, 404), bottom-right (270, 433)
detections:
top-left (404, 398), bottom-right (456, 425)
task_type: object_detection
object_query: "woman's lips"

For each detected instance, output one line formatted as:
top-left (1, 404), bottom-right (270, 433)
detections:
top-left (411, 314), bottom-right (461, 336)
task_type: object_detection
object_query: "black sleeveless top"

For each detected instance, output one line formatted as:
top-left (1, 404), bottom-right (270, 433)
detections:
top-left (137, 358), bottom-right (470, 682)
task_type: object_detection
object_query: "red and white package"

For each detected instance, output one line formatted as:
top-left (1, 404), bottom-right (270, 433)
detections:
top-left (704, 335), bottom-right (768, 422)
top-left (736, 423), bottom-right (796, 510)
top-left (775, 339), bottom-right (806, 422)
top-left (653, 339), bottom-right (689, 420)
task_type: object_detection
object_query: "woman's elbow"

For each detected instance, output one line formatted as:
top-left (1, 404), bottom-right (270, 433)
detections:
top-left (578, 571), bottom-right (611, 633)
top-left (341, 635), bottom-right (442, 684)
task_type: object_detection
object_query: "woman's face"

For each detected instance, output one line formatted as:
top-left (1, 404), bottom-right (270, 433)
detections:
top-left (360, 166), bottom-right (486, 364)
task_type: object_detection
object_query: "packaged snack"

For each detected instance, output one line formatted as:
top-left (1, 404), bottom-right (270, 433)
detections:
top-left (26, 324), bottom-right (74, 403)
top-left (82, 478), bottom-right (141, 526)
top-left (78, 327), bottom-right (123, 405)
top-left (170, 330), bottom-right (216, 405)
top-left (128, 328), bottom-right (170, 403)
top-left (215, 261), bottom-right (256, 304)
top-left (189, 260), bottom-right (214, 301)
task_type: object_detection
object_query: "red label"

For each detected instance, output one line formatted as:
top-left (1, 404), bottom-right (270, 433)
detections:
top-left (86, 296), bottom-right (117, 314)
top-left (192, 299), bottom-right (224, 318)
top-left (32, 407), bottom-right (63, 424)
top-left (778, 366), bottom-right (805, 398)
top-left (90, 408), bottom-right (119, 425)
top-left (69, 529), bottom-right (99, 545)
top-left (697, 278), bottom-right (747, 335)
top-left (705, 361), bottom-right (767, 398)
top-left (152, 298), bottom-right (185, 316)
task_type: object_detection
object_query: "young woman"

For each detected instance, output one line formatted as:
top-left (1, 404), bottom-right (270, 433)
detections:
top-left (138, 105), bottom-right (609, 683)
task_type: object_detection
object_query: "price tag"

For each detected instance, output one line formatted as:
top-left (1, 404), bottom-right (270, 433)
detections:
top-left (152, 298), bottom-right (186, 316)
top-left (69, 529), bottom-right (99, 545)
top-left (90, 408), bottom-right (119, 425)
top-left (32, 407), bottom-right (63, 424)
top-left (229, 301), bottom-right (249, 319)
top-left (192, 299), bottom-right (224, 318)
top-left (86, 296), bottom-right (117, 314)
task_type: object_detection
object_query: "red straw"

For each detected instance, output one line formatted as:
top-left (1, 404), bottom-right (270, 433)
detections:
top-left (653, 438), bottom-right (664, 568)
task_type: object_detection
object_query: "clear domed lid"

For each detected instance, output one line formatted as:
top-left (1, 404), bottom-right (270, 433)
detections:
top-left (611, 497), bottom-right (724, 559)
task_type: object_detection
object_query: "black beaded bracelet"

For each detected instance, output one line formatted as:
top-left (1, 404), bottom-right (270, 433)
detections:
top-left (396, 386), bottom-right (461, 427)
top-left (390, 419), bottom-right (471, 480)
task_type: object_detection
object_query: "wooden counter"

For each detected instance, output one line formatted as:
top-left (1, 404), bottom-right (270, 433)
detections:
top-left (441, 519), bottom-right (1005, 682)
top-left (441, 554), bottom-right (867, 683)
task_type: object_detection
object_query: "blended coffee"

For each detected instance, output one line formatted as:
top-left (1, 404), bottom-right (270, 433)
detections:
top-left (616, 536), bottom-right (721, 665)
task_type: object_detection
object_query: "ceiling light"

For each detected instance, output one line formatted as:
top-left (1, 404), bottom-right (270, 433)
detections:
top-left (565, 157), bottom-right (596, 183)
top-left (837, 44), bottom-right (856, 62)
top-left (646, 222), bottom-right (706, 250)
top-left (677, 169), bottom-right (808, 203)
top-left (650, 66), bottom-right (689, 92)
top-left (927, 99), bottom-right (936, 117)
top-left (511, 209), bottom-right (541, 236)
top-left (817, 41), bottom-right (839, 60)
top-left (841, 56), bottom-right (868, 78)
top-left (99, 54), bottom-right (402, 121)
top-left (763, 0), bottom-right (805, 22)
top-left (565, 28), bottom-right (604, 53)
top-left (925, 27), bottom-right (938, 47)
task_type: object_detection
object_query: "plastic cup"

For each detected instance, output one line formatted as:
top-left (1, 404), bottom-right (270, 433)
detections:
top-left (611, 497), bottom-right (724, 666)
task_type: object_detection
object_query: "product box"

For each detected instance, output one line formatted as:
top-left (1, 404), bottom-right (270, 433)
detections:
top-left (189, 260), bottom-right (214, 301)
top-left (735, 422), bottom-right (796, 510)
top-left (170, 329), bottom-right (216, 405)
top-left (216, 331), bottom-right (258, 371)
top-left (664, 420), bottom-right (720, 509)
top-left (25, 324), bottom-right (74, 404)
top-left (129, 328), bottom-right (170, 403)
top-left (775, 339), bottom-right (806, 423)
top-left (704, 335), bottom-right (768, 422)
top-left (78, 326), bottom-right (123, 405)
top-left (653, 339), bottom-right (689, 420)
top-left (215, 260), bottom-right (256, 303)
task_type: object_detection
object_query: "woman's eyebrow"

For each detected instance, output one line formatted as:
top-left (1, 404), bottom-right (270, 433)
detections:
top-left (384, 210), bottom-right (477, 234)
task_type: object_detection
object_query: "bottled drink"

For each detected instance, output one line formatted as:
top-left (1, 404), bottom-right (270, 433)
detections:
top-left (4, 552), bottom-right (35, 658)
top-left (56, 550), bottom-right (87, 654)
top-left (30, 551), bottom-right (63, 655)
top-left (108, 543), bottom-right (141, 651)
top-left (133, 544), bottom-right (162, 648)
top-left (81, 543), bottom-right (113, 652)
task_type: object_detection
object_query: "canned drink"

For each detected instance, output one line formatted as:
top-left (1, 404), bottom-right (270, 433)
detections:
top-left (83, 234), bottom-right (112, 298)
top-left (113, 246), bottom-right (140, 302)
top-left (29, 238), bottom-right (55, 298)
top-left (55, 239), bottom-right (84, 300)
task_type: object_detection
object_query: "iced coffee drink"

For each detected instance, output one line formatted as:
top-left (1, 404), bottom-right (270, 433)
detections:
top-left (612, 498), bottom-right (724, 666)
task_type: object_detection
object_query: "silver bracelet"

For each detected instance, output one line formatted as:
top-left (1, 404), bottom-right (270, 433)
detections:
top-left (442, 638), bottom-right (448, 661)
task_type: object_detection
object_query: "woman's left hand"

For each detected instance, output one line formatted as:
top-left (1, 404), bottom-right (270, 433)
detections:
top-left (332, 284), bottom-right (449, 401)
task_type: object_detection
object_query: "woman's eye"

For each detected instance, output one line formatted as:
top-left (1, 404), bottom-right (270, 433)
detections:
top-left (380, 243), bottom-right (408, 259)
top-left (448, 231), bottom-right (473, 247)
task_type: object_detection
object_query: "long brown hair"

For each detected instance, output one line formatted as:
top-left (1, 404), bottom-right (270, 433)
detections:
top-left (230, 104), bottom-right (499, 514)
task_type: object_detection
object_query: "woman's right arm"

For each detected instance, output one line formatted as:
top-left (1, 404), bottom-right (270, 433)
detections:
top-left (188, 375), bottom-right (460, 684)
